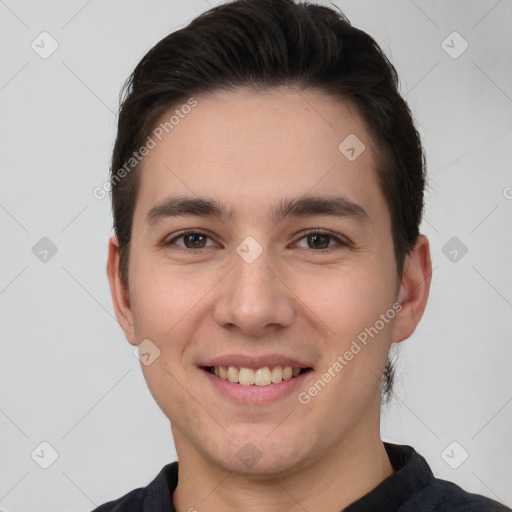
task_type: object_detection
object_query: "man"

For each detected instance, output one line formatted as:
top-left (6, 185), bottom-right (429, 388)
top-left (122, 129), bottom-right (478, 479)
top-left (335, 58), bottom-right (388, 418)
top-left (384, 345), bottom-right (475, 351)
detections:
top-left (95, 0), bottom-right (510, 510)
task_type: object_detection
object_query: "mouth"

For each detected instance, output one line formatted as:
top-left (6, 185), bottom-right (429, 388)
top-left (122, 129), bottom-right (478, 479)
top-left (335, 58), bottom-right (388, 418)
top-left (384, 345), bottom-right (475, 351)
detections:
top-left (201, 365), bottom-right (313, 387)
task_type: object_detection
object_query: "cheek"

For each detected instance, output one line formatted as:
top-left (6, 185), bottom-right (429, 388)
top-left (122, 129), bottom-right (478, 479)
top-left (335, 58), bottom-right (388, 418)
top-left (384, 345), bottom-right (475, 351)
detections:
top-left (130, 269), bottom-right (199, 413)
top-left (129, 256), bottom-right (178, 337)
top-left (295, 262), bottom-right (397, 348)
top-left (129, 257), bottom-right (221, 352)
top-left (131, 274), bottom-right (194, 339)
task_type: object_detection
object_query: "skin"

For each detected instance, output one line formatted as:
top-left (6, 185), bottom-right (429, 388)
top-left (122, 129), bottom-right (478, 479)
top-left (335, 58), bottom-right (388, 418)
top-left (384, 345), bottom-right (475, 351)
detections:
top-left (107, 87), bottom-right (432, 512)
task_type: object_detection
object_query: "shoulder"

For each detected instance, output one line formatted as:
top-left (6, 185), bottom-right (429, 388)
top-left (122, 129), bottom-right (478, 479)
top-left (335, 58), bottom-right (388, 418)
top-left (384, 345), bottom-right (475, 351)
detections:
top-left (382, 443), bottom-right (510, 511)
top-left (90, 488), bottom-right (145, 512)
top-left (89, 461), bottom-right (179, 512)
top-left (400, 476), bottom-right (510, 511)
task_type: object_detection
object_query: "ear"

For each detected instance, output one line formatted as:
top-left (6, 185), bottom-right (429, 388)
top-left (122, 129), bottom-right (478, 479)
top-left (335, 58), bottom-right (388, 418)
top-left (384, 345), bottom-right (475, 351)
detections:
top-left (106, 234), bottom-right (137, 345)
top-left (392, 234), bottom-right (432, 343)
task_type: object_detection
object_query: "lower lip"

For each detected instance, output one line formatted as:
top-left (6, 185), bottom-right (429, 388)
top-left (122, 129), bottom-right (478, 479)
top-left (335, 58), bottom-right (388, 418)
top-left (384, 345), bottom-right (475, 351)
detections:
top-left (200, 368), bottom-right (312, 405)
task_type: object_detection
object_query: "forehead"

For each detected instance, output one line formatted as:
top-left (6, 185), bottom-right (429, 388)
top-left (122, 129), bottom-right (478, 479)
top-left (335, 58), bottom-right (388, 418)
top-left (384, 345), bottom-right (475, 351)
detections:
top-left (134, 87), bottom-right (388, 227)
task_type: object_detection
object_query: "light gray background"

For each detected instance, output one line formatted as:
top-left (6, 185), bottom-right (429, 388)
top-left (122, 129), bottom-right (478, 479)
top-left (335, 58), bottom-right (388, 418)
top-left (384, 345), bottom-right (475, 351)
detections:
top-left (1, 0), bottom-right (511, 510)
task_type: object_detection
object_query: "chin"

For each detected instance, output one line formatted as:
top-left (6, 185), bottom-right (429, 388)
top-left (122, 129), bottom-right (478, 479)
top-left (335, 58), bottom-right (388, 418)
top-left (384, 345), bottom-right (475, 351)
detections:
top-left (205, 428), bottom-right (311, 478)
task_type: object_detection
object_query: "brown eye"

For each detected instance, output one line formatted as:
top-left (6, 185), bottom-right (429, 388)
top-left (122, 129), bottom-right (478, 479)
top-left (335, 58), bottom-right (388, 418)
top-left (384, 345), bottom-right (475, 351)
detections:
top-left (164, 231), bottom-right (214, 249)
top-left (295, 230), bottom-right (348, 251)
top-left (182, 233), bottom-right (207, 248)
top-left (307, 234), bottom-right (331, 249)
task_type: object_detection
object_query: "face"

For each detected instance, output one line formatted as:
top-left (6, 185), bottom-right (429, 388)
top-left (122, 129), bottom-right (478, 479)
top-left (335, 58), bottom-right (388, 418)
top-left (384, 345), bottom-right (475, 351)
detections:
top-left (108, 87), bottom-right (428, 476)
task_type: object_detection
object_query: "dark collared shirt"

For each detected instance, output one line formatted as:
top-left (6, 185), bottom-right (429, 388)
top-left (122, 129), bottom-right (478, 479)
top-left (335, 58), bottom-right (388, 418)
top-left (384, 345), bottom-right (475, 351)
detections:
top-left (91, 442), bottom-right (510, 511)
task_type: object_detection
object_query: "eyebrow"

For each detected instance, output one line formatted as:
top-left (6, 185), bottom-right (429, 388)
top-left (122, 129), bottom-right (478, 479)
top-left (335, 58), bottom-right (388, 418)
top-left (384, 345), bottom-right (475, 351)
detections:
top-left (145, 194), bottom-right (369, 226)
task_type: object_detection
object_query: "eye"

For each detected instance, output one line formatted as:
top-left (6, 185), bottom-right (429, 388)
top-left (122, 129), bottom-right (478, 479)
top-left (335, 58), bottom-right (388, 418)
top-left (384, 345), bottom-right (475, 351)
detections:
top-left (295, 229), bottom-right (349, 250)
top-left (164, 230), bottom-right (215, 250)
top-left (163, 229), bottom-right (350, 252)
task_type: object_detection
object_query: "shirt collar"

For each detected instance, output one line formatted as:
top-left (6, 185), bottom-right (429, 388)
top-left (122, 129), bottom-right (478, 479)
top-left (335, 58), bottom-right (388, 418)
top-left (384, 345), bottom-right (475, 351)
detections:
top-left (343, 443), bottom-right (434, 511)
top-left (142, 460), bottom-right (177, 512)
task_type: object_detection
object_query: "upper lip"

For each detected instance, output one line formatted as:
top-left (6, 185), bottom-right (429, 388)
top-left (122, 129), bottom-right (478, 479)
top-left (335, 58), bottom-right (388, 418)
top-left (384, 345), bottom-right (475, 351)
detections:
top-left (200, 354), bottom-right (313, 370)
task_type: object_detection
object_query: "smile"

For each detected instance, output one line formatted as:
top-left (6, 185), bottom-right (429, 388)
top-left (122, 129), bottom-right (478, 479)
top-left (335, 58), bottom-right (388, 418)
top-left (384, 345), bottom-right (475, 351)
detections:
top-left (203, 365), bottom-right (312, 386)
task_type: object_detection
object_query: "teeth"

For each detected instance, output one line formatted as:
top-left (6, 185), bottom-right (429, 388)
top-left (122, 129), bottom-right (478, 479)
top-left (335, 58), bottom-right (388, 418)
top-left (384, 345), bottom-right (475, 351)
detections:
top-left (239, 367), bottom-right (255, 386)
top-left (282, 366), bottom-right (293, 381)
top-left (211, 365), bottom-right (306, 386)
top-left (271, 366), bottom-right (282, 383)
top-left (219, 365), bottom-right (228, 380)
top-left (227, 365), bottom-right (239, 383)
top-left (254, 367), bottom-right (272, 386)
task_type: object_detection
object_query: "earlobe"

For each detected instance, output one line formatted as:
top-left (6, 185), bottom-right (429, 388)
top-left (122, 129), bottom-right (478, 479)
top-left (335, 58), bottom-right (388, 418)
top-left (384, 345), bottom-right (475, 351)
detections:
top-left (106, 235), bottom-right (137, 345)
top-left (392, 235), bottom-right (432, 343)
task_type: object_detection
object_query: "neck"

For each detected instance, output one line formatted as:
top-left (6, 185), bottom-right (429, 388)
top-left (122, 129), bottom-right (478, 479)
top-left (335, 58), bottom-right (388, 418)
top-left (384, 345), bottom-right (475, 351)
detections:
top-left (172, 428), bottom-right (394, 512)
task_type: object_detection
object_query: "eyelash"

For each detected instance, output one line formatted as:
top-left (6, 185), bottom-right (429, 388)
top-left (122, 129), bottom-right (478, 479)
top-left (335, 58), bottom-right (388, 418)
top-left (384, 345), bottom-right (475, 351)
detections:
top-left (163, 229), bottom-right (350, 253)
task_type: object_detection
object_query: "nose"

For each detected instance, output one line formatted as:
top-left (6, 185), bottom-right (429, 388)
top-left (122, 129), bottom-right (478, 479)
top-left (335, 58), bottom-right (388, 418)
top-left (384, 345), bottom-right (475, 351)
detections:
top-left (212, 244), bottom-right (296, 337)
